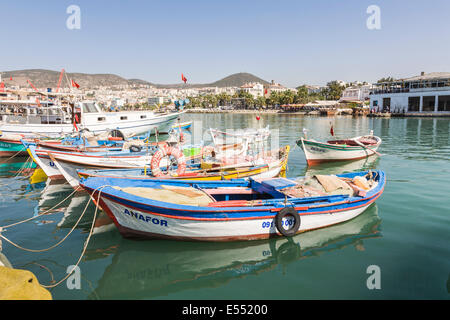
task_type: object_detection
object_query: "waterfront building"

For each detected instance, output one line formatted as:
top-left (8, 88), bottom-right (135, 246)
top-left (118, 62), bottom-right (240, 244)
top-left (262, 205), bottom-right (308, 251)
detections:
top-left (340, 84), bottom-right (372, 103)
top-left (239, 82), bottom-right (264, 98)
top-left (148, 96), bottom-right (171, 106)
top-left (264, 80), bottom-right (290, 96)
top-left (370, 72), bottom-right (450, 113)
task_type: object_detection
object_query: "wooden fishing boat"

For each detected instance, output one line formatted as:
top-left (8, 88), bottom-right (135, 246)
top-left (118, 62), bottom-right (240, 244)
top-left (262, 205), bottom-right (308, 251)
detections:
top-left (77, 145), bottom-right (290, 182)
top-left (297, 133), bottom-right (382, 165)
top-left (0, 132), bottom-right (29, 157)
top-left (80, 170), bottom-right (385, 242)
top-left (51, 145), bottom-right (289, 188)
top-left (26, 144), bottom-right (164, 181)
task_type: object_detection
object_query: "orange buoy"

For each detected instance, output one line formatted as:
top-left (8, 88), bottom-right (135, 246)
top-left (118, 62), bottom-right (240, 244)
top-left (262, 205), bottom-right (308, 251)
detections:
top-left (150, 145), bottom-right (186, 177)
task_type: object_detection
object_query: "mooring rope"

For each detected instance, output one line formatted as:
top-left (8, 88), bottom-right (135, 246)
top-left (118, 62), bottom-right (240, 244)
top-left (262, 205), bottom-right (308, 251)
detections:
top-left (2, 147), bottom-right (26, 162)
top-left (40, 185), bottom-right (110, 289)
top-left (0, 185), bottom-right (110, 288)
top-left (0, 185), bottom-right (80, 230)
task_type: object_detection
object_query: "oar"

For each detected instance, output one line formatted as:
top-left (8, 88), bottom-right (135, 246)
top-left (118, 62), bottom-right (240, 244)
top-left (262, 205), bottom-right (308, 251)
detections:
top-left (352, 138), bottom-right (381, 157)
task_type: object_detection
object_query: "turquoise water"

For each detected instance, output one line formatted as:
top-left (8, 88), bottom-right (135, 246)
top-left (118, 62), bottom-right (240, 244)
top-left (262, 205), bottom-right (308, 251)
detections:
top-left (0, 114), bottom-right (449, 299)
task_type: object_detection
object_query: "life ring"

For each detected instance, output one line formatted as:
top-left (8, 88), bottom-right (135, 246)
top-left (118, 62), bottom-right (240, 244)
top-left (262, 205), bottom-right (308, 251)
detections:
top-left (275, 207), bottom-right (301, 237)
top-left (150, 145), bottom-right (186, 177)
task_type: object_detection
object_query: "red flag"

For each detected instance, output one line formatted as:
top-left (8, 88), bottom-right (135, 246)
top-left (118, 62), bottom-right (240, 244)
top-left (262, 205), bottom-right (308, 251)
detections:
top-left (264, 88), bottom-right (268, 95)
top-left (181, 73), bottom-right (187, 83)
top-left (9, 77), bottom-right (12, 81)
top-left (256, 116), bottom-right (260, 121)
top-left (330, 124), bottom-right (334, 136)
top-left (71, 80), bottom-right (80, 88)
top-left (0, 82), bottom-right (4, 92)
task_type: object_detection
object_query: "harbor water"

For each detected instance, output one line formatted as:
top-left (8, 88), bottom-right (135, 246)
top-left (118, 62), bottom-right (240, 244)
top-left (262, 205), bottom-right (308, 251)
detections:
top-left (0, 113), bottom-right (449, 299)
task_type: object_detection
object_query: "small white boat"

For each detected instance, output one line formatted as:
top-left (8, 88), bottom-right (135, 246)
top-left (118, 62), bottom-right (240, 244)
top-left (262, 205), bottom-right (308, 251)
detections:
top-left (297, 133), bottom-right (382, 166)
top-left (209, 126), bottom-right (270, 145)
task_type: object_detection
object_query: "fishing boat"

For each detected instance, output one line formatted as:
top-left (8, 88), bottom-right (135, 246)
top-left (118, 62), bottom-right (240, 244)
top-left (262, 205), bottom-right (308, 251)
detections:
top-left (77, 145), bottom-right (290, 181)
top-left (210, 126), bottom-right (270, 145)
top-left (297, 132), bottom-right (382, 165)
top-left (25, 143), bottom-right (163, 181)
top-left (0, 100), bottom-right (184, 137)
top-left (0, 131), bottom-right (29, 157)
top-left (80, 170), bottom-right (385, 241)
top-left (169, 121), bottom-right (192, 132)
top-left (49, 145), bottom-right (289, 188)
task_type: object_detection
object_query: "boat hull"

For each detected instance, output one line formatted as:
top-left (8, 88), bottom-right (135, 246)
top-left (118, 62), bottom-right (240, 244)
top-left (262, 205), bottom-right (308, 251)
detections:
top-left (0, 137), bottom-right (28, 157)
top-left (98, 196), bottom-right (379, 241)
top-left (0, 111), bottom-right (184, 137)
top-left (298, 136), bottom-right (381, 165)
top-left (81, 170), bottom-right (385, 242)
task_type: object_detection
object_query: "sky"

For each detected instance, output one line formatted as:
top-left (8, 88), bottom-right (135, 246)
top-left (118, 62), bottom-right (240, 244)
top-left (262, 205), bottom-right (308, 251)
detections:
top-left (1, 0), bottom-right (449, 87)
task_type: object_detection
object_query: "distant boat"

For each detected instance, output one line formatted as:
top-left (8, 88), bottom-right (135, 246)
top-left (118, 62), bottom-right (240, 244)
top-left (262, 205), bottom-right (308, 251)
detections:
top-left (297, 133), bottom-right (382, 165)
top-left (209, 126), bottom-right (270, 145)
top-left (0, 100), bottom-right (184, 137)
top-left (170, 121), bottom-right (192, 132)
top-left (80, 170), bottom-right (385, 241)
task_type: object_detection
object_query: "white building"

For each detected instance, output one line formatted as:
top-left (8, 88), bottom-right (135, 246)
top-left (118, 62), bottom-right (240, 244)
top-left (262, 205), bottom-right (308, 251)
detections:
top-left (239, 82), bottom-right (264, 98)
top-left (340, 84), bottom-right (372, 103)
top-left (148, 96), bottom-right (171, 106)
top-left (370, 72), bottom-right (450, 113)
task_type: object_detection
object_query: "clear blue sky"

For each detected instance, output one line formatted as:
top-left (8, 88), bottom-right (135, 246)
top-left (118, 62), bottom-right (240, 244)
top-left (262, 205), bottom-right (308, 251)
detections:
top-left (1, 0), bottom-right (449, 87)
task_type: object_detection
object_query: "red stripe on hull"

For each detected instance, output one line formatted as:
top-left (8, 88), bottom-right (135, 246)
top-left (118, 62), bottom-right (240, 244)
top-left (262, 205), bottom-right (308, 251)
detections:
top-left (306, 154), bottom-right (376, 166)
top-left (47, 174), bottom-right (65, 180)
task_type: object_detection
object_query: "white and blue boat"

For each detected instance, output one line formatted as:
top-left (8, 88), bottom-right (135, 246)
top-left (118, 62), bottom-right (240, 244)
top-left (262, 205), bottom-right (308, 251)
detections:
top-left (80, 170), bottom-right (385, 242)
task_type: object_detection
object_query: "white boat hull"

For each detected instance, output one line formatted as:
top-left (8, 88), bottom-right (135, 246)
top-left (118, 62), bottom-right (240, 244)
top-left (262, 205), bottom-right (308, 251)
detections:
top-left (101, 197), bottom-right (374, 240)
top-left (0, 111), bottom-right (184, 137)
top-left (299, 135), bottom-right (381, 165)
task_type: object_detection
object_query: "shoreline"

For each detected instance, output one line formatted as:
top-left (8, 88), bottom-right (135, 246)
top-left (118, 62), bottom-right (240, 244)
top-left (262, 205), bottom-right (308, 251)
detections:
top-left (185, 108), bottom-right (450, 118)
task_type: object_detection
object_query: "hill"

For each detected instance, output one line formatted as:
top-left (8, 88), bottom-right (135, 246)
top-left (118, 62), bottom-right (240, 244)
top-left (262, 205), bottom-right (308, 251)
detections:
top-left (0, 69), bottom-right (140, 89)
top-left (209, 72), bottom-right (269, 87)
top-left (0, 69), bottom-right (269, 89)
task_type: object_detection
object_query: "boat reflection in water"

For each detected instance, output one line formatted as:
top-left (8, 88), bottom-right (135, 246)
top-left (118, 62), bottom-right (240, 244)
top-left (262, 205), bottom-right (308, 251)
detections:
top-left (0, 157), bottom-right (36, 178)
top-left (33, 180), bottom-right (114, 232)
top-left (300, 155), bottom-right (380, 177)
top-left (85, 204), bottom-right (381, 299)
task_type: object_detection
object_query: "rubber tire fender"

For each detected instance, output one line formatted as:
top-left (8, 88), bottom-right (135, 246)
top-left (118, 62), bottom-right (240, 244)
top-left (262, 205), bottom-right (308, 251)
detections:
top-left (129, 145), bottom-right (142, 152)
top-left (275, 207), bottom-right (301, 237)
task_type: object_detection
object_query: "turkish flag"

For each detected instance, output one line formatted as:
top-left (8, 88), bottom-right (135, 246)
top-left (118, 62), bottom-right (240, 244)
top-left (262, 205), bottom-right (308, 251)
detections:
top-left (0, 82), bottom-right (4, 92)
top-left (264, 88), bottom-right (268, 95)
top-left (71, 80), bottom-right (80, 88)
top-left (181, 73), bottom-right (187, 83)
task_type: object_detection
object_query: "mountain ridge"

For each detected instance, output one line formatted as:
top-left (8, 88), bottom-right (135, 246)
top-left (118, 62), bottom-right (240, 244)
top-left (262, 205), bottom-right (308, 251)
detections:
top-left (0, 69), bottom-right (270, 89)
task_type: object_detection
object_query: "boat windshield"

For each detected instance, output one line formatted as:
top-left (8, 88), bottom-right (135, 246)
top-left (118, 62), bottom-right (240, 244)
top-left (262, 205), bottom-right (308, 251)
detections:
top-left (82, 102), bottom-right (99, 113)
